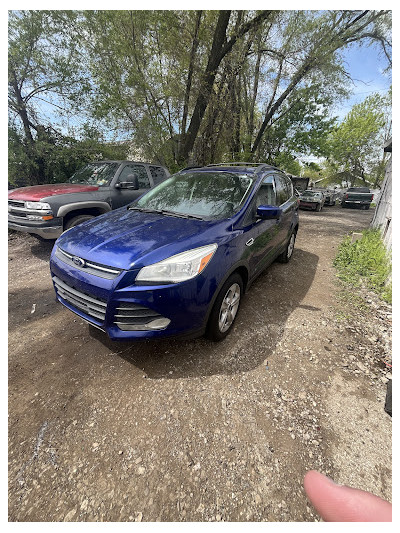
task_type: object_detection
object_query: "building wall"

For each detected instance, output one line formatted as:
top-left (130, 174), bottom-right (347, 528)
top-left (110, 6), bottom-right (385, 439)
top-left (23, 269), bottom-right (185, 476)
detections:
top-left (372, 156), bottom-right (392, 251)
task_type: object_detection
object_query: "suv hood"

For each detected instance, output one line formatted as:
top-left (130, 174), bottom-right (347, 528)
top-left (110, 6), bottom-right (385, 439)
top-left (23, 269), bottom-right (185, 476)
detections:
top-left (56, 208), bottom-right (226, 271)
top-left (9, 183), bottom-right (99, 201)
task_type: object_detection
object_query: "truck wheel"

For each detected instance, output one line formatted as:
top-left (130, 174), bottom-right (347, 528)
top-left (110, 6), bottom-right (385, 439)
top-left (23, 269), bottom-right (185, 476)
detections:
top-left (64, 214), bottom-right (94, 230)
top-left (205, 273), bottom-right (243, 341)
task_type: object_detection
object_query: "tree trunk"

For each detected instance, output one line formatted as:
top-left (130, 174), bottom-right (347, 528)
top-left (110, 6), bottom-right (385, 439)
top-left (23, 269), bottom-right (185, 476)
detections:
top-left (181, 11), bottom-right (202, 138)
top-left (178, 10), bottom-right (272, 164)
top-left (178, 10), bottom-right (232, 164)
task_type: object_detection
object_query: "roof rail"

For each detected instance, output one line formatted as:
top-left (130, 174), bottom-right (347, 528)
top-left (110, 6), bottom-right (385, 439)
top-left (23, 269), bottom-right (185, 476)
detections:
top-left (179, 165), bottom-right (203, 171)
top-left (206, 162), bottom-right (267, 167)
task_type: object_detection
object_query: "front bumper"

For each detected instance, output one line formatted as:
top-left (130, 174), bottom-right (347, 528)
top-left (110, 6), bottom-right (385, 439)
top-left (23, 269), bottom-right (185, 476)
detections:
top-left (299, 201), bottom-right (318, 210)
top-left (8, 217), bottom-right (63, 239)
top-left (50, 249), bottom-right (216, 340)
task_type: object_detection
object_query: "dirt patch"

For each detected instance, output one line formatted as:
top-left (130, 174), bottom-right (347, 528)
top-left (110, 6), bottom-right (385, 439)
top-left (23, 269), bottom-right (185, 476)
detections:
top-left (8, 206), bottom-right (392, 522)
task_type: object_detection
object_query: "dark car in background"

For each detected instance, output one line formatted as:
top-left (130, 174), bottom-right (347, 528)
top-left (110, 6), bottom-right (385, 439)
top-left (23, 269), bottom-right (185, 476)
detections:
top-left (298, 190), bottom-right (325, 211)
top-left (341, 187), bottom-right (374, 209)
top-left (50, 163), bottom-right (299, 342)
top-left (8, 160), bottom-right (170, 239)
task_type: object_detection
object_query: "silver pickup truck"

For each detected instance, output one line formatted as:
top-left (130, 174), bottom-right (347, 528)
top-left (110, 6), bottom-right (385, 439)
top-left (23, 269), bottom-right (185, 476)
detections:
top-left (8, 160), bottom-right (170, 239)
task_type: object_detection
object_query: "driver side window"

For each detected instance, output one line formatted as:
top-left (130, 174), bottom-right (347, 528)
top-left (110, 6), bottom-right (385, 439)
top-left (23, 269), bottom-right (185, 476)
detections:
top-left (118, 164), bottom-right (150, 188)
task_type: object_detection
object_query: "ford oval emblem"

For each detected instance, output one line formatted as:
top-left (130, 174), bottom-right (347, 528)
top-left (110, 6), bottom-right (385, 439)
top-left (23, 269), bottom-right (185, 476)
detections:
top-left (72, 256), bottom-right (86, 268)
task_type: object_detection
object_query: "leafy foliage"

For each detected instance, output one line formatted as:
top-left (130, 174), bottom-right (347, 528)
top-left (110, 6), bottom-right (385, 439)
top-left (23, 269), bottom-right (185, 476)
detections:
top-left (326, 92), bottom-right (390, 187)
top-left (334, 228), bottom-right (391, 303)
top-left (8, 10), bottom-right (392, 184)
top-left (8, 125), bottom-right (129, 187)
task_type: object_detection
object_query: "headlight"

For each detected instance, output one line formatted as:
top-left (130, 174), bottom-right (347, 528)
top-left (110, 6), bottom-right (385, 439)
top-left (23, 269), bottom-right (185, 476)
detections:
top-left (136, 244), bottom-right (217, 283)
top-left (25, 201), bottom-right (51, 210)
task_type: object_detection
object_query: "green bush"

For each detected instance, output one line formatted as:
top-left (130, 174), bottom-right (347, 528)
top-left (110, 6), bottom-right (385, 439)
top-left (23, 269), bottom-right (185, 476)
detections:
top-left (334, 228), bottom-right (392, 303)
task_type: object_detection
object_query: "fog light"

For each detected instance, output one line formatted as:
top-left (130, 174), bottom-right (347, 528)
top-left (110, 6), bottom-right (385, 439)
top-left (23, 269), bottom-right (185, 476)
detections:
top-left (147, 318), bottom-right (171, 330)
top-left (116, 317), bottom-right (171, 331)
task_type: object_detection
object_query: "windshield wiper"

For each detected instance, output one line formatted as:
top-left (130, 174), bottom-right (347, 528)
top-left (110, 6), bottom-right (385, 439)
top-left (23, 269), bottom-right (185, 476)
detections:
top-left (159, 210), bottom-right (204, 220)
top-left (128, 206), bottom-right (204, 220)
top-left (127, 206), bottom-right (159, 213)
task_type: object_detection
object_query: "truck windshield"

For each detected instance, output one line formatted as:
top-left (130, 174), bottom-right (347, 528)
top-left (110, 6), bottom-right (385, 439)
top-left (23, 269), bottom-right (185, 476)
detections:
top-left (69, 162), bottom-right (119, 186)
top-left (134, 172), bottom-right (255, 219)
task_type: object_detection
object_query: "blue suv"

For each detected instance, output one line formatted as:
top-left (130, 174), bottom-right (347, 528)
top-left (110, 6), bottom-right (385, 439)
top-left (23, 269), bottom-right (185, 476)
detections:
top-left (49, 163), bottom-right (299, 341)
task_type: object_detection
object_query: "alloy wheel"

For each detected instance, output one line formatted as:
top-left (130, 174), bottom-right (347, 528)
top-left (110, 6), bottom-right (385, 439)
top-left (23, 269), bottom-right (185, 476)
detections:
top-left (218, 283), bottom-right (241, 333)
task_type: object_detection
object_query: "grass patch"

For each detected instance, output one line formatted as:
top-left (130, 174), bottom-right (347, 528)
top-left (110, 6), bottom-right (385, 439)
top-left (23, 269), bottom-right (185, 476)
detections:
top-left (333, 228), bottom-right (392, 303)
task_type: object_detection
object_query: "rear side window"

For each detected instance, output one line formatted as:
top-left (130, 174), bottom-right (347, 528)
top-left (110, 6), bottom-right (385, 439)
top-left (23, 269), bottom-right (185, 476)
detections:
top-left (255, 175), bottom-right (276, 206)
top-left (119, 164), bottom-right (150, 188)
top-left (274, 174), bottom-right (290, 205)
top-left (149, 166), bottom-right (167, 185)
top-left (282, 174), bottom-right (293, 198)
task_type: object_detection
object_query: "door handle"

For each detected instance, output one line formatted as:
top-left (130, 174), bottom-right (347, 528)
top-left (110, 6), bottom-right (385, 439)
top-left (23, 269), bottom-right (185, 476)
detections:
top-left (246, 238), bottom-right (254, 247)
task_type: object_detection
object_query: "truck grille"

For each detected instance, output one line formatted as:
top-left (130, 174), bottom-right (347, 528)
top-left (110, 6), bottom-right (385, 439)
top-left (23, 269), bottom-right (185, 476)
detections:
top-left (56, 247), bottom-right (121, 280)
top-left (8, 200), bottom-right (25, 209)
top-left (53, 275), bottom-right (107, 322)
top-left (114, 302), bottom-right (165, 331)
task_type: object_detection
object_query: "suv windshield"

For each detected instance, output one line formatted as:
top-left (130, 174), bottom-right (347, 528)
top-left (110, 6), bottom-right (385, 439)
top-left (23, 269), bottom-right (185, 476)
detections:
top-left (69, 162), bottom-right (119, 186)
top-left (134, 171), bottom-right (255, 219)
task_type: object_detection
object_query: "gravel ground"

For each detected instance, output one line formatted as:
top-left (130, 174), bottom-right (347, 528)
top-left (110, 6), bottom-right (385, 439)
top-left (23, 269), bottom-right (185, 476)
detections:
top-left (8, 205), bottom-right (392, 522)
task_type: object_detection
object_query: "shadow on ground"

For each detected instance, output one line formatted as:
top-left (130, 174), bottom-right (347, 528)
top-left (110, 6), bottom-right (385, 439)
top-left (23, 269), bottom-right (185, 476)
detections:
top-left (88, 248), bottom-right (319, 379)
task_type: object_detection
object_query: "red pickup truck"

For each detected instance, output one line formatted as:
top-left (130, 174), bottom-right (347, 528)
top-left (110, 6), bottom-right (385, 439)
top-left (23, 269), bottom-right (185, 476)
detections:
top-left (8, 160), bottom-right (170, 239)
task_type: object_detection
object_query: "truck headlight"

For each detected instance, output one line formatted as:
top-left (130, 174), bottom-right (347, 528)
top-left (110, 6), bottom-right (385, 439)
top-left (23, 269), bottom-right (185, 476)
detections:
top-left (136, 244), bottom-right (217, 283)
top-left (25, 201), bottom-right (51, 210)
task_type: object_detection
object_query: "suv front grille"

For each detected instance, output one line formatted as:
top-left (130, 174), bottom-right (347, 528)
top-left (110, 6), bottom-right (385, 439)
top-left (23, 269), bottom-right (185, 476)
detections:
top-left (53, 275), bottom-right (107, 322)
top-left (56, 247), bottom-right (121, 280)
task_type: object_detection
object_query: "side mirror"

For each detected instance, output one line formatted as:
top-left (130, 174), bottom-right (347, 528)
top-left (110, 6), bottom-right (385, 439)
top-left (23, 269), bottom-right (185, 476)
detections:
top-left (116, 173), bottom-right (139, 190)
top-left (256, 205), bottom-right (282, 220)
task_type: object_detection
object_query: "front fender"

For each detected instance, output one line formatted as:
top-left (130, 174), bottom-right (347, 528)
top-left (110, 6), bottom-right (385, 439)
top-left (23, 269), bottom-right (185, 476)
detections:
top-left (56, 201), bottom-right (112, 218)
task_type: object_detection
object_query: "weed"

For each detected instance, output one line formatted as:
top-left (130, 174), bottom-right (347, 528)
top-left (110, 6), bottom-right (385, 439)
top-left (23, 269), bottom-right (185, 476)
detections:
top-left (333, 228), bottom-right (392, 303)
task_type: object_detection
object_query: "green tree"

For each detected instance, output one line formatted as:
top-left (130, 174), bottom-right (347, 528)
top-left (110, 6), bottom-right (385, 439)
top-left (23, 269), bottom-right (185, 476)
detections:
top-left (8, 123), bottom-right (129, 188)
top-left (327, 92), bottom-right (390, 187)
top-left (8, 10), bottom-right (90, 184)
top-left (8, 10), bottom-right (392, 180)
top-left (249, 10), bottom-right (392, 158)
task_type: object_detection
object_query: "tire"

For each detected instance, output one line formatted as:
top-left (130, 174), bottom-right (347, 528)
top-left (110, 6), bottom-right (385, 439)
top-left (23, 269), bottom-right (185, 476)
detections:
top-left (64, 214), bottom-right (95, 230)
top-left (384, 379), bottom-right (392, 417)
top-left (205, 273), bottom-right (243, 341)
top-left (278, 230), bottom-right (297, 263)
top-left (316, 203), bottom-right (322, 211)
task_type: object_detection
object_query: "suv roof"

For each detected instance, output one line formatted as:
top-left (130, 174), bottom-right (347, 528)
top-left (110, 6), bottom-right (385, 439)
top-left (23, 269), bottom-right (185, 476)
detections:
top-left (180, 162), bottom-right (280, 174)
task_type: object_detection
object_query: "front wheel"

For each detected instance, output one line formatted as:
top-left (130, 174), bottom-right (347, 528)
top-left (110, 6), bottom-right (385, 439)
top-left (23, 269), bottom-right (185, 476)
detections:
top-left (64, 214), bottom-right (95, 230)
top-left (205, 273), bottom-right (243, 341)
top-left (278, 230), bottom-right (297, 263)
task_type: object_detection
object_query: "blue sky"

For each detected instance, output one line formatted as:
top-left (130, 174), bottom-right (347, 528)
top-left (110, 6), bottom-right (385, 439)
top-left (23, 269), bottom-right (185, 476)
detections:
top-left (334, 42), bottom-right (392, 121)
